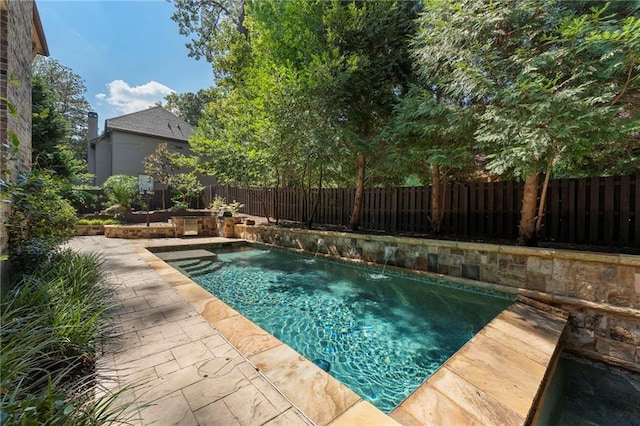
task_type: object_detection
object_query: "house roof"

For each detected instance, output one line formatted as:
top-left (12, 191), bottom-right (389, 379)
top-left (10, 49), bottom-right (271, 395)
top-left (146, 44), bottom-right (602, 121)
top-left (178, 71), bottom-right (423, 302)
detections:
top-left (32, 1), bottom-right (49, 57)
top-left (105, 106), bottom-right (193, 142)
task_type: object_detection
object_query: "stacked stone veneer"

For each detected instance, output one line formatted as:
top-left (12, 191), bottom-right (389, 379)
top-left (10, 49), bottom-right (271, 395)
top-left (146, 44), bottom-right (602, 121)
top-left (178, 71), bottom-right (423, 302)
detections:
top-left (172, 216), bottom-right (217, 237)
top-left (102, 217), bottom-right (218, 239)
top-left (75, 225), bottom-right (106, 236)
top-left (104, 225), bottom-right (177, 239)
top-left (1, 1), bottom-right (36, 281)
top-left (237, 224), bottom-right (640, 372)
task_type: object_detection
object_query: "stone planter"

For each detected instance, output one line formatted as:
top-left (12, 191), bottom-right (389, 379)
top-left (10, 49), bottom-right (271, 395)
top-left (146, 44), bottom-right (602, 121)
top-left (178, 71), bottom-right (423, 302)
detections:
top-left (75, 225), bottom-right (105, 236)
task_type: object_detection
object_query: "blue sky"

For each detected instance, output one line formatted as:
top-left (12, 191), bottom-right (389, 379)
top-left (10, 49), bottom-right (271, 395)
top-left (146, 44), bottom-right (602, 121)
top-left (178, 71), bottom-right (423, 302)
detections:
top-left (37, 0), bottom-right (214, 131)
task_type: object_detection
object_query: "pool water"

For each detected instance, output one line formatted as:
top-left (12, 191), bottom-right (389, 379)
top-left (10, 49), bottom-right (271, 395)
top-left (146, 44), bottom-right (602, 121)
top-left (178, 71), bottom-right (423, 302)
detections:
top-left (169, 246), bottom-right (512, 413)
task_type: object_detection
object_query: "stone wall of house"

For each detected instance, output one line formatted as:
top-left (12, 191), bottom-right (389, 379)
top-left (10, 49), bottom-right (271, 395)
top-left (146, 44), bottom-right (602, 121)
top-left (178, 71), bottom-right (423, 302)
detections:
top-left (236, 225), bottom-right (640, 372)
top-left (1, 0), bottom-right (35, 282)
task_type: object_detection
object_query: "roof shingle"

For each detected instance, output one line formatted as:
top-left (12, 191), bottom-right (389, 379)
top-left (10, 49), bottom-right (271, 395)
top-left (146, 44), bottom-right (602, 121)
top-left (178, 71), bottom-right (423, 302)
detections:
top-left (105, 106), bottom-right (193, 141)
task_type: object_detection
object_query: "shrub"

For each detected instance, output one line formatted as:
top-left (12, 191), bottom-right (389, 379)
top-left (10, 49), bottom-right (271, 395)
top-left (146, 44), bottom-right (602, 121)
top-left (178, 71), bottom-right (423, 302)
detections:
top-left (169, 172), bottom-right (203, 209)
top-left (208, 196), bottom-right (244, 216)
top-left (102, 175), bottom-right (139, 211)
top-left (0, 250), bottom-right (136, 424)
top-left (1, 171), bottom-right (77, 273)
top-left (76, 218), bottom-right (120, 226)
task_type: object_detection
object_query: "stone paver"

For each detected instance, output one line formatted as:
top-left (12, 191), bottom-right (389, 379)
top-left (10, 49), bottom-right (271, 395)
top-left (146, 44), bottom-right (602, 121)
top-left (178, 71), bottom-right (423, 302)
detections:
top-left (390, 297), bottom-right (568, 426)
top-left (67, 236), bottom-right (313, 426)
top-left (69, 236), bottom-right (567, 426)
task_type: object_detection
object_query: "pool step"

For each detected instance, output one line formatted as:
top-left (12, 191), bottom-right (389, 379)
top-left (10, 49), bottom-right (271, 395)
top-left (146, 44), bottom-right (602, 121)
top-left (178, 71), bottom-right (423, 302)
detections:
top-left (180, 260), bottom-right (222, 277)
top-left (172, 259), bottom-right (202, 269)
top-left (390, 296), bottom-right (568, 426)
top-left (154, 249), bottom-right (218, 262)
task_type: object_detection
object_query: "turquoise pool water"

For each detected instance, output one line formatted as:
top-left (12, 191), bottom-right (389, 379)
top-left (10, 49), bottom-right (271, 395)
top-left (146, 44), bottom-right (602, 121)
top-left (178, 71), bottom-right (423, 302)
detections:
top-left (168, 245), bottom-right (512, 413)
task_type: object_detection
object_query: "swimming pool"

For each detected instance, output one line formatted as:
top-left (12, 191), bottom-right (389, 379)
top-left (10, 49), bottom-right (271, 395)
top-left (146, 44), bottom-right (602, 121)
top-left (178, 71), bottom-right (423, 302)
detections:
top-left (166, 245), bottom-right (512, 413)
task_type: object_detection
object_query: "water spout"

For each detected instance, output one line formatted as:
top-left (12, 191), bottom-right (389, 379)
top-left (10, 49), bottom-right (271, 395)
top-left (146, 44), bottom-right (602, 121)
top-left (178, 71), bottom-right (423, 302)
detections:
top-left (315, 239), bottom-right (325, 257)
top-left (381, 246), bottom-right (397, 274)
top-left (370, 246), bottom-right (397, 279)
top-left (304, 239), bottom-right (326, 264)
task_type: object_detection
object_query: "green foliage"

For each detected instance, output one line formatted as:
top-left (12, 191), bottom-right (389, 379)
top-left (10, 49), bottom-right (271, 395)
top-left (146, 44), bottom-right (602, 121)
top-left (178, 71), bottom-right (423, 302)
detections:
top-left (76, 218), bottom-right (119, 226)
top-left (169, 172), bottom-right (204, 209)
top-left (209, 195), bottom-right (228, 212)
top-left (164, 89), bottom-right (215, 126)
top-left (1, 250), bottom-right (136, 424)
top-left (102, 175), bottom-right (139, 210)
top-left (412, 0), bottom-right (639, 180)
top-left (208, 196), bottom-right (244, 215)
top-left (32, 56), bottom-right (92, 162)
top-left (32, 75), bottom-right (83, 180)
top-left (1, 171), bottom-right (77, 272)
top-left (171, 0), bottom-right (249, 64)
top-left (143, 143), bottom-right (180, 209)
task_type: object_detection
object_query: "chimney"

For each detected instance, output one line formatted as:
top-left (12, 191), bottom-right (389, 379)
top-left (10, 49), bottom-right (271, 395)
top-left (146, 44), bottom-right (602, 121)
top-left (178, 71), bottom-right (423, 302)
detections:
top-left (88, 111), bottom-right (98, 141)
top-left (87, 112), bottom-right (98, 181)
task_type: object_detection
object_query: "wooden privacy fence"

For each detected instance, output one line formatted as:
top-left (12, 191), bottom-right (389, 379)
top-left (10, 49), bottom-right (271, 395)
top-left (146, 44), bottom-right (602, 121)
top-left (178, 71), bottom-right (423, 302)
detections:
top-left (208, 175), bottom-right (639, 248)
top-left (73, 189), bottom-right (197, 214)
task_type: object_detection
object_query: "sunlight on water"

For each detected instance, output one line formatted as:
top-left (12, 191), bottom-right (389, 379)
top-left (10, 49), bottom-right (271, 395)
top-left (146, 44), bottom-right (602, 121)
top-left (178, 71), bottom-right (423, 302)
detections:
top-left (171, 246), bottom-right (511, 413)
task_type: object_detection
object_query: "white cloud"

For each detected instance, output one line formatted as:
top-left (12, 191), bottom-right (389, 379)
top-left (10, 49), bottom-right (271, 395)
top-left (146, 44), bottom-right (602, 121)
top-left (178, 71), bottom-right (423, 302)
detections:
top-left (95, 80), bottom-right (175, 114)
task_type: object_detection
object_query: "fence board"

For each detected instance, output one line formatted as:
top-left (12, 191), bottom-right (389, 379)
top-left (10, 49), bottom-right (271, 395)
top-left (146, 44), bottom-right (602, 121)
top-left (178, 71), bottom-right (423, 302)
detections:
top-left (202, 175), bottom-right (637, 248)
top-left (604, 177), bottom-right (615, 245)
top-left (634, 175), bottom-right (639, 246)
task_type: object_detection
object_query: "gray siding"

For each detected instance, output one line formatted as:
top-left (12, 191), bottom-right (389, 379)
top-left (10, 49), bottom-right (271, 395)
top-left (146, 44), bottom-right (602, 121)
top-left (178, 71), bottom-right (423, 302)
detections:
top-left (94, 139), bottom-right (112, 186)
top-left (110, 132), bottom-right (188, 178)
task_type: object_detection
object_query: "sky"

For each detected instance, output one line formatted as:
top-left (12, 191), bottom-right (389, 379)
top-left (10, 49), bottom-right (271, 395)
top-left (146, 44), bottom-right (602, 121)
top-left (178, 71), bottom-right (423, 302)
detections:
top-left (37, 0), bottom-right (215, 132)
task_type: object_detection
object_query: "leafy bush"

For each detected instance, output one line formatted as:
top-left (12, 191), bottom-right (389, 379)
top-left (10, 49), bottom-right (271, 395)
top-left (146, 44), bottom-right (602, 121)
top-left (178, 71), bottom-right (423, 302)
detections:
top-left (0, 249), bottom-right (135, 424)
top-left (169, 172), bottom-right (203, 209)
top-left (76, 218), bottom-right (119, 226)
top-left (1, 171), bottom-right (77, 272)
top-left (208, 196), bottom-right (244, 216)
top-left (102, 175), bottom-right (139, 211)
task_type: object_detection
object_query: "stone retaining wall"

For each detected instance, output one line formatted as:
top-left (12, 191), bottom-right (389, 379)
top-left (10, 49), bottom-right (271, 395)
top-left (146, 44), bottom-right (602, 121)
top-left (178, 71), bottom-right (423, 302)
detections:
top-left (75, 225), bottom-right (105, 236)
top-left (236, 224), bottom-right (640, 372)
top-left (104, 225), bottom-right (176, 239)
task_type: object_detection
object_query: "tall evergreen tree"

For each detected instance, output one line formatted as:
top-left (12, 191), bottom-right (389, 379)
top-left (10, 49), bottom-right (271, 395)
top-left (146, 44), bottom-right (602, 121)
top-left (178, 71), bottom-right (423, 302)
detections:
top-left (412, 0), bottom-right (639, 245)
top-left (32, 57), bottom-right (92, 162)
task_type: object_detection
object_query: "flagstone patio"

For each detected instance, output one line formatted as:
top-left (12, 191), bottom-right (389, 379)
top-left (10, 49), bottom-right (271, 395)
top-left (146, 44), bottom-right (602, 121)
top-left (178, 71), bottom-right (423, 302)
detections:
top-left (67, 235), bottom-right (567, 426)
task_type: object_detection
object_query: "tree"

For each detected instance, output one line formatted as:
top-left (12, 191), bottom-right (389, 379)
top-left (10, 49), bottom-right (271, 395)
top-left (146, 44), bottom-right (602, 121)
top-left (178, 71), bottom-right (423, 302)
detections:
top-left (32, 75), bottom-right (84, 180)
top-left (143, 143), bottom-right (180, 209)
top-left (171, 0), bottom-right (249, 64)
top-left (390, 85), bottom-right (478, 234)
top-left (32, 56), bottom-right (92, 162)
top-left (169, 172), bottom-right (205, 210)
top-left (319, 0), bottom-right (420, 230)
top-left (164, 89), bottom-right (215, 126)
top-left (412, 0), bottom-right (639, 245)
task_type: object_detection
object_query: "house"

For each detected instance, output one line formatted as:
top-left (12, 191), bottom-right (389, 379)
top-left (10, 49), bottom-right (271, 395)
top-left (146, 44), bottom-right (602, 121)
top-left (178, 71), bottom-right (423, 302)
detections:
top-left (87, 106), bottom-right (215, 187)
top-left (1, 0), bottom-right (49, 280)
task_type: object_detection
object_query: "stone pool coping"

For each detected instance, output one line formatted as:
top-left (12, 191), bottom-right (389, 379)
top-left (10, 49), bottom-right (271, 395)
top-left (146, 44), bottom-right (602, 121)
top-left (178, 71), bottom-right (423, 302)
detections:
top-left (141, 239), bottom-right (568, 425)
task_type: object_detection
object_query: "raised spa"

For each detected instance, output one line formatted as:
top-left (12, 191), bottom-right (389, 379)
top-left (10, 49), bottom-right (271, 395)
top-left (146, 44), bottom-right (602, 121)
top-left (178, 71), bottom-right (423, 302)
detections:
top-left (162, 245), bottom-right (513, 413)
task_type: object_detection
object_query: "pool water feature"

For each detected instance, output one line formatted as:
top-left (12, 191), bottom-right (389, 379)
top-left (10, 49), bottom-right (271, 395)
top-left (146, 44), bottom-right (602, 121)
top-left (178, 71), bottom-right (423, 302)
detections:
top-left (169, 245), bottom-right (512, 413)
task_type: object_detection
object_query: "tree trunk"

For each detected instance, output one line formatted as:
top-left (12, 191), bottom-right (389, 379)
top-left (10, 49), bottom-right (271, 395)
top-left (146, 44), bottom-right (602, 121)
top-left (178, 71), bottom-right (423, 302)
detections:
top-left (350, 153), bottom-right (366, 231)
top-left (518, 172), bottom-right (540, 246)
top-left (535, 161), bottom-right (553, 234)
top-left (431, 163), bottom-right (443, 234)
top-left (236, 0), bottom-right (250, 41)
top-left (307, 165), bottom-right (323, 229)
